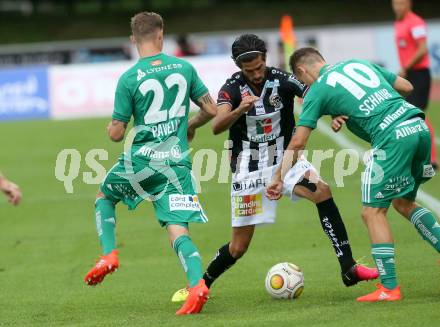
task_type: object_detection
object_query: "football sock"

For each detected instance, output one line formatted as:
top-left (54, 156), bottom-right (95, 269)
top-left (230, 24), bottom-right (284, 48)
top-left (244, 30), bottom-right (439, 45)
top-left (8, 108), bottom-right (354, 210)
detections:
top-left (316, 198), bottom-right (356, 273)
top-left (410, 207), bottom-right (440, 252)
top-left (173, 235), bottom-right (203, 288)
top-left (203, 243), bottom-right (237, 288)
top-left (371, 243), bottom-right (397, 290)
top-left (95, 198), bottom-right (117, 255)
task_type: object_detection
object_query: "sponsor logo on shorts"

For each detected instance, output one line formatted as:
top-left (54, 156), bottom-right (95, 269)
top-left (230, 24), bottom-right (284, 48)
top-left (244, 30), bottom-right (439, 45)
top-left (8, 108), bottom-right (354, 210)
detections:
top-left (395, 122), bottom-right (428, 140)
top-left (169, 194), bottom-right (201, 211)
top-left (375, 192), bottom-right (384, 199)
top-left (384, 176), bottom-right (410, 194)
top-left (423, 165), bottom-right (435, 178)
top-left (233, 194), bottom-right (263, 217)
top-left (232, 178), bottom-right (268, 191)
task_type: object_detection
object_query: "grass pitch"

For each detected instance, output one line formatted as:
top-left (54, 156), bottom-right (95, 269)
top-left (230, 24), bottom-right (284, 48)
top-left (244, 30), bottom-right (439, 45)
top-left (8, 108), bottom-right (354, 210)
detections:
top-left (0, 103), bottom-right (439, 326)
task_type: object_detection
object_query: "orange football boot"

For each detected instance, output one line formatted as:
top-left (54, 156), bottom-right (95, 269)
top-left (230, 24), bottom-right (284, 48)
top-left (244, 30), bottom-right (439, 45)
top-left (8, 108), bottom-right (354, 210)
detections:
top-left (176, 279), bottom-right (209, 315)
top-left (356, 283), bottom-right (402, 302)
top-left (84, 250), bottom-right (119, 286)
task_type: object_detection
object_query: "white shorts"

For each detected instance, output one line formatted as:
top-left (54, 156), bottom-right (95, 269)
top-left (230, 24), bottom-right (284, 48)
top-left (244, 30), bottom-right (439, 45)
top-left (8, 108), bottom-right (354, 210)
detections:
top-left (231, 158), bottom-right (318, 227)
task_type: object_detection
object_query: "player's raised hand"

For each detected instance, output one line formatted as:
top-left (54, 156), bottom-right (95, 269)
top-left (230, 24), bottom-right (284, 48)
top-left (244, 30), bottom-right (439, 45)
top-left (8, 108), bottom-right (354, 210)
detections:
top-left (265, 179), bottom-right (283, 201)
top-left (238, 95), bottom-right (259, 114)
top-left (331, 115), bottom-right (348, 132)
top-left (0, 177), bottom-right (22, 206)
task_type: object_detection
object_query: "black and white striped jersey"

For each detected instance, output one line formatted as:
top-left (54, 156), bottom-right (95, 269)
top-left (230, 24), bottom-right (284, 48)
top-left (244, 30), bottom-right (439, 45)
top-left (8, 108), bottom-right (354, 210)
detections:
top-left (217, 67), bottom-right (307, 174)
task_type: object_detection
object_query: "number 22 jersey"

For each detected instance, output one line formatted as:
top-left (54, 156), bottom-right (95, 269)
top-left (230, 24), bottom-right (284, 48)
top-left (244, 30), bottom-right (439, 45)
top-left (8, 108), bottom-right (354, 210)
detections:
top-left (112, 53), bottom-right (208, 168)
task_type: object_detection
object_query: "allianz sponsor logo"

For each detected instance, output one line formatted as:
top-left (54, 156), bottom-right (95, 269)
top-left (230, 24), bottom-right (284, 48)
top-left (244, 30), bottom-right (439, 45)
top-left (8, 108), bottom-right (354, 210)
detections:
top-left (0, 75), bottom-right (48, 114)
top-left (395, 122), bottom-right (428, 140)
top-left (379, 104), bottom-right (410, 130)
top-left (169, 194), bottom-right (200, 211)
top-left (135, 144), bottom-right (181, 159)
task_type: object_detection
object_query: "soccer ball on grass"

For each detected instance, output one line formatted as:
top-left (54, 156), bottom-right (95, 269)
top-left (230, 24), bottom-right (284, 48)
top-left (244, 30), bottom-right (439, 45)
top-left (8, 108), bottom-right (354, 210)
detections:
top-left (265, 262), bottom-right (304, 299)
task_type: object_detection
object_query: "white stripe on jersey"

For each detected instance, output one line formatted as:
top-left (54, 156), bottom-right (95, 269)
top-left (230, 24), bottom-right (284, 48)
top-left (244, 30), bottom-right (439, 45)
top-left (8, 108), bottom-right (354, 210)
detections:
top-left (237, 140), bottom-right (251, 175)
top-left (257, 142), bottom-right (269, 171)
top-left (276, 136), bottom-right (285, 165)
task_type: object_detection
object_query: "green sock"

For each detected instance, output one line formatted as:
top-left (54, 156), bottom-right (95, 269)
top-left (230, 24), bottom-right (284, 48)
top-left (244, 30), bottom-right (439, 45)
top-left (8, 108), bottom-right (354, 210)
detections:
top-left (410, 207), bottom-right (440, 252)
top-left (95, 198), bottom-right (116, 255)
top-left (371, 243), bottom-right (397, 290)
top-left (173, 234), bottom-right (203, 287)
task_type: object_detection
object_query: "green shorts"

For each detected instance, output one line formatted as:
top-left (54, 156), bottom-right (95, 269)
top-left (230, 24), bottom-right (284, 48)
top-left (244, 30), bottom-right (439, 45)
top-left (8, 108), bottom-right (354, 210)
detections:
top-left (362, 117), bottom-right (435, 208)
top-left (100, 159), bottom-right (208, 227)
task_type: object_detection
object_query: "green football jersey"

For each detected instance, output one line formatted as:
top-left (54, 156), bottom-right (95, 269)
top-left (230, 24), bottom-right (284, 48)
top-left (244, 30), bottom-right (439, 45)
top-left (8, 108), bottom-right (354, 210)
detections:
top-left (112, 53), bottom-right (208, 168)
top-left (297, 59), bottom-right (424, 145)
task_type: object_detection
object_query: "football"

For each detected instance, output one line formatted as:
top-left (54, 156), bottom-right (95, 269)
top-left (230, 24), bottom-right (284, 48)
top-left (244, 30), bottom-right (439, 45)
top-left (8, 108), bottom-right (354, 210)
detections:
top-left (265, 262), bottom-right (304, 299)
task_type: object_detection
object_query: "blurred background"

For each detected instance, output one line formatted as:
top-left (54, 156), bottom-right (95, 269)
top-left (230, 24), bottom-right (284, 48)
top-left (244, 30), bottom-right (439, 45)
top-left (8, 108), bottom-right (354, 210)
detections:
top-left (1, 0), bottom-right (440, 121)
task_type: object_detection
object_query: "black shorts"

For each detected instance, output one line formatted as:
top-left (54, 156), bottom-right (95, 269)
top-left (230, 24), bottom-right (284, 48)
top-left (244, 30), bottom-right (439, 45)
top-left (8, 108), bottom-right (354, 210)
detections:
top-left (406, 68), bottom-right (431, 110)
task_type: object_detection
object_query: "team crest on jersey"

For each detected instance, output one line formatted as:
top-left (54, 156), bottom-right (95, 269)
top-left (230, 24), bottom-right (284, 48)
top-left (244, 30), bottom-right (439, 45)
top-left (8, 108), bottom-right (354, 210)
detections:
top-left (269, 94), bottom-right (282, 110)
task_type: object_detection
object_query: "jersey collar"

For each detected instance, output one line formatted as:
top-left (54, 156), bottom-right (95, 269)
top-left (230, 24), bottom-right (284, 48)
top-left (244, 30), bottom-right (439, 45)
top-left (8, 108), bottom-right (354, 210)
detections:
top-left (319, 64), bottom-right (330, 76)
top-left (138, 52), bottom-right (163, 61)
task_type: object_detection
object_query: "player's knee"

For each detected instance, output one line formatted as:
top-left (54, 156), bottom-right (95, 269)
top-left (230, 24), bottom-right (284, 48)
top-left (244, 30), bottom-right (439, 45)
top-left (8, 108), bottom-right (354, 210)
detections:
top-left (361, 207), bottom-right (374, 222)
top-left (361, 206), bottom-right (387, 222)
top-left (306, 182), bottom-right (331, 204)
top-left (315, 182), bottom-right (331, 202)
top-left (229, 242), bottom-right (249, 259)
top-left (392, 199), bottom-right (417, 219)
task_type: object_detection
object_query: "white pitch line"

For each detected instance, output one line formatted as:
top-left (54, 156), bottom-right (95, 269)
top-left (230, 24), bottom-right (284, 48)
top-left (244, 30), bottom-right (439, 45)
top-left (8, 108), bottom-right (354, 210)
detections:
top-left (316, 121), bottom-right (440, 216)
top-left (436, 136), bottom-right (440, 146)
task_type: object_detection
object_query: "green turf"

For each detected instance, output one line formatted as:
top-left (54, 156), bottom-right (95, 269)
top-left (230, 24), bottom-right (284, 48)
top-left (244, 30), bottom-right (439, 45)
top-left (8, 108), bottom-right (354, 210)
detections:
top-left (0, 103), bottom-right (439, 326)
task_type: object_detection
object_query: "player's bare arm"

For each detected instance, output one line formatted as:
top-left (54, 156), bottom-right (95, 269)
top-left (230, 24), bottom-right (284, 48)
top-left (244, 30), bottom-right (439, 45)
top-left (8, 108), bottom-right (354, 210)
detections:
top-left (107, 119), bottom-right (127, 142)
top-left (266, 126), bottom-right (312, 200)
top-left (212, 95), bottom-right (259, 135)
top-left (0, 174), bottom-right (22, 206)
top-left (393, 76), bottom-right (414, 97)
top-left (188, 93), bottom-right (217, 141)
